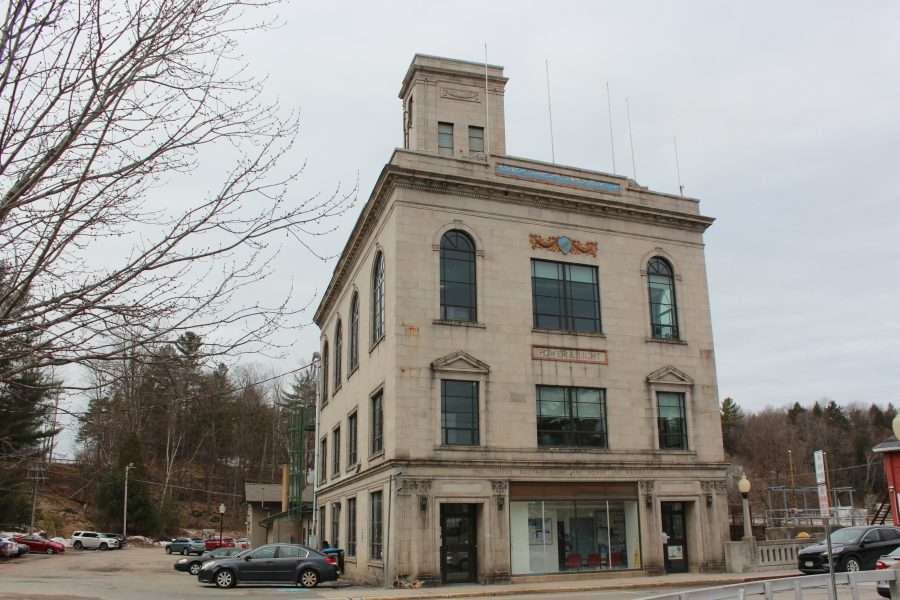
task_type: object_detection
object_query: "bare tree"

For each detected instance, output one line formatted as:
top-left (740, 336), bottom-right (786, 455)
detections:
top-left (0, 0), bottom-right (354, 384)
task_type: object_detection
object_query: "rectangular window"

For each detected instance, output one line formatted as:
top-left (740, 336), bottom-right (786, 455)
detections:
top-left (509, 499), bottom-right (641, 574)
top-left (370, 491), bottom-right (383, 560)
top-left (318, 438), bottom-right (327, 485)
top-left (371, 391), bottom-right (383, 455)
top-left (331, 502), bottom-right (341, 548)
top-left (536, 386), bottom-right (607, 448)
top-left (438, 122), bottom-right (454, 156)
top-left (318, 505), bottom-right (325, 545)
top-left (332, 427), bottom-right (341, 478)
top-left (657, 392), bottom-right (687, 449)
top-left (468, 125), bottom-right (484, 153)
top-left (531, 259), bottom-right (601, 333)
top-left (348, 411), bottom-right (358, 466)
top-left (441, 380), bottom-right (479, 445)
top-left (346, 497), bottom-right (357, 557)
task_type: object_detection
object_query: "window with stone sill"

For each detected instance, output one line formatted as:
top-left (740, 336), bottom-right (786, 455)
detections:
top-left (438, 122), bottom-right (454, 156)
top-left (648, 257), bottom-right (679, 340)
top-left (531, 259), bottom-right (602, 334)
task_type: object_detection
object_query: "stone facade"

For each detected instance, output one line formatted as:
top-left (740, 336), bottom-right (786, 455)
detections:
top-left (312, 54), bottom-right (730, 585)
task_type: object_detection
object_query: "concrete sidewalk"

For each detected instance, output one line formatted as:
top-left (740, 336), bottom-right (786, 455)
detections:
top-left (315, 570), bottom-right (798, 599)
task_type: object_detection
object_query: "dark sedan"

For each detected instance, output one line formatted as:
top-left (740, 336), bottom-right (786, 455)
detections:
top-left (798, 525), bottom-right (900, 573)
top-left (174, 547), bottom-right (244, 576)
top-left (197, 543), bottom-right (338, 589)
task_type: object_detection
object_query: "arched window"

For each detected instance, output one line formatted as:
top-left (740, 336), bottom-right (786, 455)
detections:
top-left (333, 320), bottom-right (342, 388)
top-left (321, 341), bottom-right (329, 401)
top-left (348, 292), bottom-right (359, 372)
top-left (440, 230), bottom-right (476, 322)
top-left (647, 257), bottom-right (679, 340)
top-left (372, 252), bottom-right (385, 344)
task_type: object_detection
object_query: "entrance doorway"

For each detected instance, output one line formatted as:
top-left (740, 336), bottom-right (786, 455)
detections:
top-left (440, 503), bottom-right (478, 583)
top-left (661, 502), bottom-right (688, 573)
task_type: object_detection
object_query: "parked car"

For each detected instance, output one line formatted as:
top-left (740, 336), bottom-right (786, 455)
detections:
top-left (174, 547), bottom-right (245, 576)
top-left (103, 533), bottom-right (126, 549)
top-left (0, 536), bottom-right (15, 559)
top-left (197, 543), bottom-right (338, 589)
top-left (798, 525), bottom-right (900, 573)
top-left (875, 545), bottom-right (900, 598)
top-left (72, 530), bottom-right (119, 551)
top-left (166, 537), bottom-right (205, 555)
top-left (14, 534), bottom-right (65, 554)
top-left (204, 536), bottom-right (235, 551)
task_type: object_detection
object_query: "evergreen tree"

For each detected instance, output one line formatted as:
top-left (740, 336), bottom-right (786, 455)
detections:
top-left (788, 402), bottom-right (806, 424)
top-left (720, 397), bottom-right (744, 455)
top-left (95, 433), bottom-right (161, 535)
top-left (0, 343), bottom-right (59, 524)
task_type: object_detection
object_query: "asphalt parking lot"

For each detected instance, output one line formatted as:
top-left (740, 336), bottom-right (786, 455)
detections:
top-left (0, 547), bottom-right (349, 599)
top-left (0, 547), bottom-right (887, 600)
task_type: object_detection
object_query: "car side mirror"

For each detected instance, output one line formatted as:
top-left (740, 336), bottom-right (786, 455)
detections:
top-left (244, 555), bottom-right (252, 561)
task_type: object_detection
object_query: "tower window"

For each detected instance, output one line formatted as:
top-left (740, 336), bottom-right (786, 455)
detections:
top-left (468, 126), bottom-right (484, 153)
top-left (438, 122), bottom-right (454, 156)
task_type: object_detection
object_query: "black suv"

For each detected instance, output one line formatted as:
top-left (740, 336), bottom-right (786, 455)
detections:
top-left (798, 525), bottom-right (900, 573)
top-left (197, 543), bottom-right (338, 589)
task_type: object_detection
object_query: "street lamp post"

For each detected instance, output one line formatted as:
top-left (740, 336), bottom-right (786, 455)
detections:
top-left (123, 463), bottom-right (135, 541)
top-left (218, 503), bottom-right (226, 544)
top-left (738, 473), bottom-right (753, 541)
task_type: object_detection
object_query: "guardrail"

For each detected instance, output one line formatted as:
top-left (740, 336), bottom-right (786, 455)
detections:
top-left (641, 569), bottom-right (896, 599)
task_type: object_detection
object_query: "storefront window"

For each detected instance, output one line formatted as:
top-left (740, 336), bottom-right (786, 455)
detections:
top-left (510, 499), bottom-right (641, 574)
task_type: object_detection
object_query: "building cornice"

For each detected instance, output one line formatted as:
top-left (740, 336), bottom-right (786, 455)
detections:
top-left (314, 159), bottom-right (715, 325)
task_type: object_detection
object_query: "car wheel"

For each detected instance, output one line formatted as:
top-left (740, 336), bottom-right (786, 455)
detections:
top-left (189, 562), bottom-right (202, 576)
top-left (99, 543), bottom-right (108, 551)
top-left (46, 548), bottom-right (54, 555)
top-left (74, 541), bottom-right (83, 550)
top-left (165, 546), bottom-right (172, 554)
top-left (842, 555), bottom-right (862, 572)
top-left (182, 548), bottom-right (188, 556)
top-left (298, 568), bottom-right (319, 588)
top-left (215, 569), bottom-right (236, 589)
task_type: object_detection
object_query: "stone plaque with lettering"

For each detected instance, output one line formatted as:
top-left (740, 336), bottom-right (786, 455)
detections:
top-left (531, 345), bottom-right (608, 365)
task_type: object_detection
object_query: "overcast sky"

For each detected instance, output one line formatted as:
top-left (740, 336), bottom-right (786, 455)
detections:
top-left (55, 0), bottom-right (900, 453)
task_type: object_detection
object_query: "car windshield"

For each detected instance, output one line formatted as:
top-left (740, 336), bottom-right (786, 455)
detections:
top-left (830, 528), bottom-right (864, 545)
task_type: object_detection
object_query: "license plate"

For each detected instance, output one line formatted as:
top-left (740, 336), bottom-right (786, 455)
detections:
top-left (804, 561), bottom-right (814, 567)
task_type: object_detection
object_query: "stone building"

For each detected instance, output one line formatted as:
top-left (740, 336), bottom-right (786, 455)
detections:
top-left (312, 54), bottom-right (730, 585)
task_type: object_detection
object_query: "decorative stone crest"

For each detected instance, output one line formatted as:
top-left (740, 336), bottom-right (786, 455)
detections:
top-left (397, 478), bottom-right (432, 496)
top-left (529, 234), bottom-right (597, 257)
top-left (639, 480), bottom-right (655, 495)
top-left (491, 480), bottom-right (508, 496)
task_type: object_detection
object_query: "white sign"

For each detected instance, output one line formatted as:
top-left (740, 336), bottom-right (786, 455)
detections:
top-left (814, 450), bottom-right (829, 518)
top-left (667, 545), bottom-right (683, 560)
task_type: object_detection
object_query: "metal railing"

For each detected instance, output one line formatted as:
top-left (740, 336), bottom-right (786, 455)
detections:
top-left (764, 507), bottom-right (868, 528)
top-left (641, 569), bottom-right (896, 599)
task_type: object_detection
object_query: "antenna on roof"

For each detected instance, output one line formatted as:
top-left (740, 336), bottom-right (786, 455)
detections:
top-left (606, 81), bottom-right (616, 174)
top-left (673, 135), bottom-right (684, 196)
top-left (625, 97), bottom-right (637, 180)
top-left (483, 43), bottom-right (490, 159)
top-left (545, 58), bottom-right (556, 164)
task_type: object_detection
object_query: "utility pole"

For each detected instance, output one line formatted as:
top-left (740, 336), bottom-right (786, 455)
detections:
top-left (123, 462), bottom-right (135, 540)
top-left (27, 462), bottom-right (46, 534)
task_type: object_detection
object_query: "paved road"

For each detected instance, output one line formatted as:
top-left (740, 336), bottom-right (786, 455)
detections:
top-left (0, 548), bottom-right (886, 600)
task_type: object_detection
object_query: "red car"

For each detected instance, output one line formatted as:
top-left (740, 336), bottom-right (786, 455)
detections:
top-left (15, 534), bottom-right (65, 554)
top-left (204, 537), bottom-right (235, 550)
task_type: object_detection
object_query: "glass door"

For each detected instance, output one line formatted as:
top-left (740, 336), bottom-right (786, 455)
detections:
top-left (661, 502), bottom-right (688, 573)
top-left (440, 503), bottom-right (478, 583)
